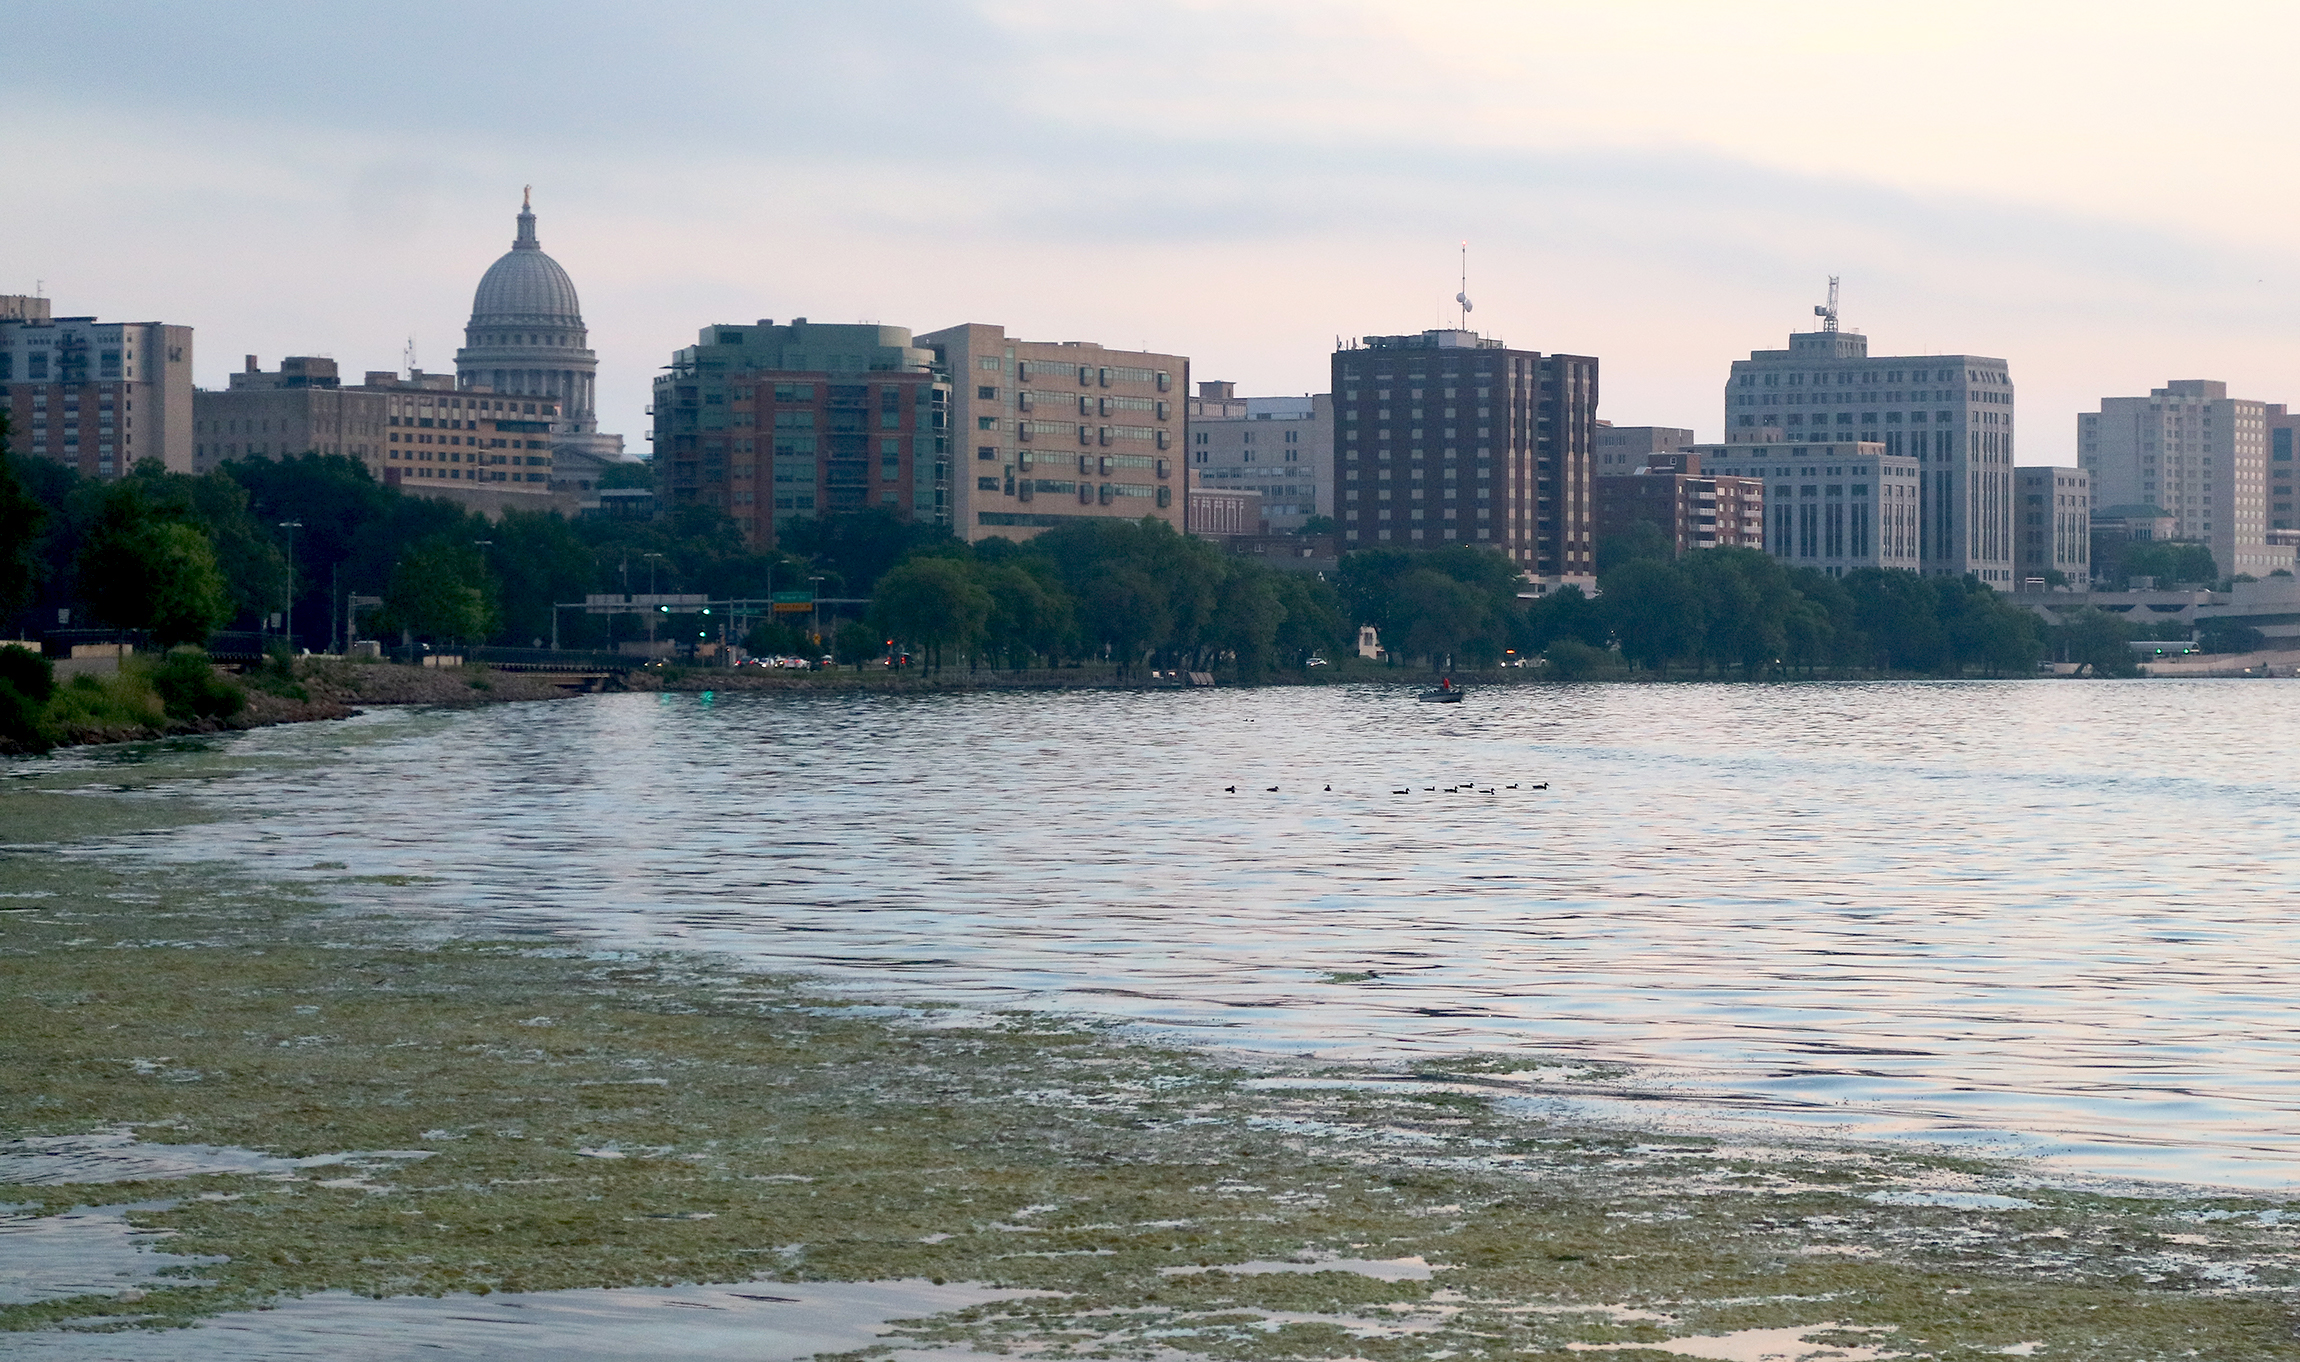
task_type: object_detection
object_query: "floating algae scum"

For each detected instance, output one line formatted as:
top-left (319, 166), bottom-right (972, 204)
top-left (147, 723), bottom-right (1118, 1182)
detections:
top-left (3, 723), bottom-right (2300, 1358)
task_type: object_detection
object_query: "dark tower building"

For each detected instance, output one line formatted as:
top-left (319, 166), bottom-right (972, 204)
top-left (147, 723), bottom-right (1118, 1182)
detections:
top-left (1331, 329), bottom-right (1597, 579)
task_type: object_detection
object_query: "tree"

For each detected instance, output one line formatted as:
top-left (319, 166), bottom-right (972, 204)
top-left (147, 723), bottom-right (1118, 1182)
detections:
top-left (870, 556), bottom-right (990, 670)
top-left (74, 482), bottom-right (233, 646)
top-left (2197, 618), bottom-right (2268, 655)
top-left (1268, 572), bottom-right (1348, 666)
top-left (1542, 637), bottom-right (1605, 682)
top-left (975, 561), bottom-right (1072, 669)
top-left (1596, 519), bottom-right (1673, 575)
top-left (1395, 569), bottom-right (1490, 669)
top-left (1296, 515), bottom-right (1337, 536)
top-left (1601, 558), bottom-right (1702, 674)
top-left (832, 619), bottom-right (881, 668)
top-left (781, 508), bottom-right (957, 599)
top-left (1209, 564), bottom-right (1285, 680)
top-left (2055, 606), bottom-right (2138, 677)
top-left (380, 541), bottom-right (497, 645)
top-left (0, 421), bottom-right (45, 625)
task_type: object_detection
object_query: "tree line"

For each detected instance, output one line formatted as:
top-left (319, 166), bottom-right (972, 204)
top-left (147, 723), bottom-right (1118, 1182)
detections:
top-left (0, 419), bottom-right (2216, 687)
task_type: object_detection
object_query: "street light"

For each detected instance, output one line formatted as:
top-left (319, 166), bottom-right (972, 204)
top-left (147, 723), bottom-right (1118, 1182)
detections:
top-left (277, 521), bottom-right (303, 649)
top-left (808, 574), bottom-right (826, 657)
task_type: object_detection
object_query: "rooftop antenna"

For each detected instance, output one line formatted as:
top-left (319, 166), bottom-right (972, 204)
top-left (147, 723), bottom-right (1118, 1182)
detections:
top-left (1814, 275), bottom-right (1840, 333)
top-left (403, 335), bottom-right (418, 375)
top-left (1455, 241), bottom-right (1473, 330)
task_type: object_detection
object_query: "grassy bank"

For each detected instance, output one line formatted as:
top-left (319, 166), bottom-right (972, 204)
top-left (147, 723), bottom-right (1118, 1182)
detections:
top-left (2, 758), bottom-right (2296, 1358)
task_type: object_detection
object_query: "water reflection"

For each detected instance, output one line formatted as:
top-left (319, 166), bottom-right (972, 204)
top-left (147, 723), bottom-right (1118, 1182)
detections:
top-left (107, 682), bottom-right (2300, 1189)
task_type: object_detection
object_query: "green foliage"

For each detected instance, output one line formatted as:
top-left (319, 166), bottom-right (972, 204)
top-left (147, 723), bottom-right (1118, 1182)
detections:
top-left (74, 480), bottom-right (235, 647)
top-left (1296, 514), bottom-right (1337, 536)
top-left (380, 541), bottom-right (498, 644)
top-left (2054, 606), bottom-right (2140, 677)
top-left (149, 649), bottom-right (248, 722)
top-left (2096, 538), bottom-right (2218, 589)
top-left (1542, 637), bottom-right (1606, 682)
top-left (1338, 545), bottom-right (1521, 668)
top-left (779, 508), bottom-right (955, 599)
top-left (0, 643), bottom-right (56, 705)
top-left (0, 420), bottom-right (46, 623)
top-left (2196, 617), bottom-right (2268, 655)
top-left (42, 669), bottom-right (167, 734)
top-left (742, 618), bottom-right (813, 657)
top-left (833, 619), bottom-right (881, 667)
top-left (248, 640), bottom-right (310, 700)
top-left (1595, 518), bottom-right (1674, 575)
top-left (870, 556), bottom-right (991, 669)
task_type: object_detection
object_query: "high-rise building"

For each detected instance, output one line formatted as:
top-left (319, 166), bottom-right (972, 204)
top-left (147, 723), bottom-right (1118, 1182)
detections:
top-left (1726, 307), bottom-right (2015, 585)
top-left (1331, 328), bottom-right (1597, 578)
top-left (2014, 465), bottom-right (2091, 586)
top-left (2266, 406), bottom-right (2300, 535)
top-left (653, 321), bottom-right (950, 550)
top-left (454, 190), bottom-right (625, 493)
top-left (1595, 450), bottom-right (1764, 557)
top-left (0, 302), bottom-right (194, 477)
top-left (2076, 380), bottom-right (2284, 579)
top-left (194, 356), bottom-right (387, 473)
top-left (1593, 423), bottom-right (1694, 473)
top-left (1692, 441), bottom-right (1923, 576)
top-left (918, 324), bottom-right (1185, 544)
top-left (1183, 382), bottom-right (1331, 534)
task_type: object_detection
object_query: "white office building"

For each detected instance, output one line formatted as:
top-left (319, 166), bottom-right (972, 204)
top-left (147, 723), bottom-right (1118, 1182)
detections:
top-left (1184, 381), bottom-right (1331, 532)
top-left (1692, 441), bottom-right (1922, 575)
top-left (1724, 301), bottom-right (2016, 586)
top-left (2077, 380), bottom-right (2285, 580)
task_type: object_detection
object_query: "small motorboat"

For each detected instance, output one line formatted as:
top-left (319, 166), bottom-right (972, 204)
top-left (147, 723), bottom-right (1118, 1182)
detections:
top-left (1418, 678), bottom-right (1464, 703)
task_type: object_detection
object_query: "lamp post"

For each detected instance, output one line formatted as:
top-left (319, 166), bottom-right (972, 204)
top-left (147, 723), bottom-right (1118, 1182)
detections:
top-left (808, 574), bottom-right (826, 660)
top-left (277, 521), bottom-right (303, 650)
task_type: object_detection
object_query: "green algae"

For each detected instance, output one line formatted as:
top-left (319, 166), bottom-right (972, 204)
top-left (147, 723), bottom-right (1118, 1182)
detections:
top-left (3, 783), bottom-right (2298, 1358)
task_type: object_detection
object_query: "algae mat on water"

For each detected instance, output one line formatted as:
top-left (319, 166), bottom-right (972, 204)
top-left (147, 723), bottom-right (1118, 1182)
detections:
top-left (2, 768), bottom-right (2298, 1358)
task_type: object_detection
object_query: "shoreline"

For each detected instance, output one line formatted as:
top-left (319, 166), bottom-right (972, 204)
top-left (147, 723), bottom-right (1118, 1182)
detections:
top-left (2, 737), bottom-right (2296, 1355)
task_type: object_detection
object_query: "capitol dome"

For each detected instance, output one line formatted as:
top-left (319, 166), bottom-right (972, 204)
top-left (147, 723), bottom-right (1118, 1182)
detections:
top-left (454, 189), bottom-right (620, 462)
top-left (471, 225), bottom-right (581, 325)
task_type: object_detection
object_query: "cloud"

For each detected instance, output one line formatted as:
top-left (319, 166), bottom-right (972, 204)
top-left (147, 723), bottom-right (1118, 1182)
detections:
top-left (13, 0), bottom-right (2300, 455)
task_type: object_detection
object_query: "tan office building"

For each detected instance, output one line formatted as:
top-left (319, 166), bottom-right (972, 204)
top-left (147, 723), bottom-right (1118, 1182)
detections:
top-left (917, 323), bottom-right (1185, 543)
top-left (194, 356), bottom-right (388, 473)
top-left (361, 369), bottom-right (557, 498)
top-left (2079, 380), bottom-right (2284, 579)
top-left (1185, 382), bottom-right (1331, 534)
top-left (0, 297), bottom-right (194, 477)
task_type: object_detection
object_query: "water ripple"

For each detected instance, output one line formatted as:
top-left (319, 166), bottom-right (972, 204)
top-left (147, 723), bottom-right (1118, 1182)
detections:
top-left (84, 679), bottom-right (2300, 1191)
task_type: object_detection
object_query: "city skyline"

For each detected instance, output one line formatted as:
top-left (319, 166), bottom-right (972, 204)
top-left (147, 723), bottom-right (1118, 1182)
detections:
top-left (14, 2), bottom-right (2300, 469)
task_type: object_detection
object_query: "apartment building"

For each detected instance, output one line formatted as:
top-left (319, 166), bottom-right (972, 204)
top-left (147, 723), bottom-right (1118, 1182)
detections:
top-left (194, 356), bottom-right (387, 473)
top-left (2015, 465), bottom-right (2091, 586)
top-left (652, 320), bottom-right (950, 550)
top-left (1595, 450), bottom-right (1763, 556)
top-left (0, 298), bottom-right (194, 477)
top-left (1184, 381), bottom-right (1331, 533)
top-left (1692, 441), bottom-right (1922, 575)
top-left (361, 369), bottom-right (557, 496)
top-left (1726, 307), bottom-right (2014, 585)
top-left (1331, 328), bottom-right (1598, 581)
top-left (2078, 380), bottom-right (2285, 579)
top-left (1593, 423), bottom-right (1694, 472)
top-left (918, 323), bottom-right (1185, 543)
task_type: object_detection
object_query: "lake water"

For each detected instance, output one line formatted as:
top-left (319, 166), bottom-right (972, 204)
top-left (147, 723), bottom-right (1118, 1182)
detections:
top-left (54, 680), bottom-right (2300, 1192)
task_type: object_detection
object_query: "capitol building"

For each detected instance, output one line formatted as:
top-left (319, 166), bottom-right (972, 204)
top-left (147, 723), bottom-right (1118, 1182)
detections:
top-left (454, 189), bottom-right (625, 483)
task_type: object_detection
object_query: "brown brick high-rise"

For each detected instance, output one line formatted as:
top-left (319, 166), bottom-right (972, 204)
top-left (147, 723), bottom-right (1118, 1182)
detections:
top-left (1331, 329), bottom-right (1596, 579)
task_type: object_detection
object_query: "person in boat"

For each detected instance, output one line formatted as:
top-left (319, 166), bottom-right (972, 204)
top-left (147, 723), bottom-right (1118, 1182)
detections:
top-left (1439, 676), bottom-right (1454, 692)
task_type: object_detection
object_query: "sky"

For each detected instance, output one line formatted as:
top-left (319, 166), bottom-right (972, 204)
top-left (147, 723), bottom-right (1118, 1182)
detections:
top-left (12, 0), bottom-right (2300, 464)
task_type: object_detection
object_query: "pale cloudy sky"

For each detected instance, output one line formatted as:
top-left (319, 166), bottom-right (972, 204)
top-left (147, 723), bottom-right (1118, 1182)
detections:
top-left (11, 0), bottom-right (2300, 462)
